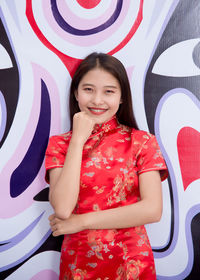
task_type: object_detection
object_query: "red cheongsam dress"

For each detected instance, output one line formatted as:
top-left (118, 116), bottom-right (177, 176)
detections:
top-left (45, 116), bottom-right (168, 280)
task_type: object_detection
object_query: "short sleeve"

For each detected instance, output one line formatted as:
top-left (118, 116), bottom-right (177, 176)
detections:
top-left (45, 135), bottom-right (68, 183)
top-left (136, 134), bottom-right (168, 181)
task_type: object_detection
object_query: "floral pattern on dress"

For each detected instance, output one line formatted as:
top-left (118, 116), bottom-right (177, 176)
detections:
top-left (45, 116), bottom-right (168, 280)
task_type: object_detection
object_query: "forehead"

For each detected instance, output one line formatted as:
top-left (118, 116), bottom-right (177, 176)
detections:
top-left (79, 68), bottom-right (120, 86)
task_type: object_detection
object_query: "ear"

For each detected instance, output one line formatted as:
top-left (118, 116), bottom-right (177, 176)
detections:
top-left (120, 99), bottom-right (123, 104)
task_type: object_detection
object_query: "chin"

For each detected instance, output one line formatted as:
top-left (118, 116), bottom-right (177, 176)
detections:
top-left (93, 116), bottom-right (109, 124)
top-left (93, 119), bottom-right (104, 125)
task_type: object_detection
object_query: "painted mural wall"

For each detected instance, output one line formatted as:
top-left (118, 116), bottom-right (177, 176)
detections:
top-left (0, 0), bottom-right (200, 279)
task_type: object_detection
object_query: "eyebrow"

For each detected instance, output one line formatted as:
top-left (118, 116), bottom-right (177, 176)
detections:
top-left (81, 83), bottom-right (118, 89)
top-left (81, 83), bottom-right (94, 87)
top-left (104, 85), bottom-right (118, 89)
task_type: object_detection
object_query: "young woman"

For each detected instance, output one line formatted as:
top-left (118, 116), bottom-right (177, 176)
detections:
top-left (45, 52), bottom-right (168, 279)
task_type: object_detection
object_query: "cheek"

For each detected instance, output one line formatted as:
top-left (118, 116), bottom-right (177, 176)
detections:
top-left (108, 97), bottom-right (121, 109)
top-left (77, 92), bottom-right (90, 107)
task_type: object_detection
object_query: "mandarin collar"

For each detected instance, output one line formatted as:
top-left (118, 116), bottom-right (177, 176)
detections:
top-left (91, 116), bottom-right (118, 135)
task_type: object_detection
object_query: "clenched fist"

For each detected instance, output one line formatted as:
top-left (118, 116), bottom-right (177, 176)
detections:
top-left (71, 112), bottom-right (95, 145)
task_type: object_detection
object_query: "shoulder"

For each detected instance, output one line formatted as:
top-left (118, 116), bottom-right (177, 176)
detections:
top-left (50, 131), bottom-right (72, 143)
top-left (117, 124), bottom-right (153, 140)
top-left (131, 129), bottom-right (154, 143)
top-left (116, 124), bottom-right (155, 143)
top-left (47, 131), bottom-right (72, 153)
top-left (129, 129), bottom-right (157, 156)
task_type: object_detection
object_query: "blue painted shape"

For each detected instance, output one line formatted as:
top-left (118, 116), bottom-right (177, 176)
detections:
top-left (50, 0), bottom-right (123, 36)
top-left (10, 80), bottom-right (51, 197)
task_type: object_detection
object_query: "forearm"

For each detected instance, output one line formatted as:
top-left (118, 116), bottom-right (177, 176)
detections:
top-left (48, 112), bottom-right (96, 220)
top-left (82, 199), bottom-right (162, 230)
top-left (50, 140), bottom-right (84, 219)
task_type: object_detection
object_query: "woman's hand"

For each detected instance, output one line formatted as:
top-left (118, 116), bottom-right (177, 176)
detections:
top-left (71, 112), bottom-right (95, 145)
top-left (49, 213), bottom-right (84, 236)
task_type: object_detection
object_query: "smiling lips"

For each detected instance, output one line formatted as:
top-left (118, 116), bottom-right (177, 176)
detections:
top-left (88, 107), bottom-right (108, 115)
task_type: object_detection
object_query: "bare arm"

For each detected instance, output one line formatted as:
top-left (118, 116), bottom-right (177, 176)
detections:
top-left (49, 141), bottom-right (84, 219)
top-left (49, 170), bottom-right (163, 235)
top-left (49, 112), bottom-right (95, 219)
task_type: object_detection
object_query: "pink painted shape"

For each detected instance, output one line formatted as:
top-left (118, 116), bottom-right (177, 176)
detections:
top-left (31, 269), bottom-right (58, 280)
top-left (177, 127), bottom-right (200, 190)
top-left (126, 65), bottom-right (135, 81)
top-left (77, 0), bottom-right (101, 9)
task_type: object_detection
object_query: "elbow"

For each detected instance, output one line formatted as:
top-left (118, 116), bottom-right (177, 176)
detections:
top-left (54, 207), bottom-right (72, 220)
top-left (148, 205), bottom-right (163, 223)
top-left (153, 209), bottom-right (162, 223)
top-left (49, 190), bottom-right (76, 219)
top-left (49, 197), bottom-right (72, 220)
top-left (56, 210), bottom-right (71, 220)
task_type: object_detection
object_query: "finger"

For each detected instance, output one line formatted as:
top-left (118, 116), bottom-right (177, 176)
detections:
top-left (49, 221), bottom-right (56, 227)
top-left (49, 217), bottom-right (60, 226)
top-left (52, 227), bottom-right (62, 237)
top-left (52, 230), bottom-right (61, 237)
top-left (48, 214), bottom-right (56, 221)
top-left (51, 224), bottom-right (58, 232)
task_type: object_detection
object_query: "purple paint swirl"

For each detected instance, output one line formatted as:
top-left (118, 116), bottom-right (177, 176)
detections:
top-left (50, 0), bottom-right (123, 35)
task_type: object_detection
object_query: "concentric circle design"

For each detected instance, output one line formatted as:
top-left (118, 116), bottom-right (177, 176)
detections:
top-left (27, 0), bottom-right (143, 74)
top-left (51, 0), bottom-right (122, 36)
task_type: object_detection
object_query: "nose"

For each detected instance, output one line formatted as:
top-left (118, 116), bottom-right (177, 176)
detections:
top-left (91, 91), bottom-right (104, 105)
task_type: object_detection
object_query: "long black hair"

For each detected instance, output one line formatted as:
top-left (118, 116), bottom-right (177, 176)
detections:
top-left (69, 52), bottom-right (138, 130)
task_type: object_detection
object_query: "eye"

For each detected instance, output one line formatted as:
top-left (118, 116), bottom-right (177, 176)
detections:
top-left (84, 87), bottom-right (93, 92)
top-left (105, 89), bottom-right (114, 94)
top-left (152, 39), bottom-right (200, 77)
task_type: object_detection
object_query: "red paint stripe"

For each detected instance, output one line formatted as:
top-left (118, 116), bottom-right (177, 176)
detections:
top-left (177, 127), bottom-right (200, 190)
top-left (109, 0), bottom-right (144, 55)
top-left (26, 0), bottom-right (143, 75)
top-left (26, 0), bottom-right (81, 77)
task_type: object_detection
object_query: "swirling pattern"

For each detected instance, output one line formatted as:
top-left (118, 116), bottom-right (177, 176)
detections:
top-left (51, 0), bottom-right (123, 35)
top-left (10, 80), bottom-right (51, 197)
top-left (4, 251), bottom-right (60, 279)
top-left (0, 213), bottom-right (44, 255)
top-left (1, 0), bottom-right (200, 279)
top-left (144, 1), bottom-right (200, 278)
top-left (26, 0), bottom-right (143, 70)
top-left (154, 90), bottom-right (200, 279)
top-left (0, 18), bottom-right (19, 148)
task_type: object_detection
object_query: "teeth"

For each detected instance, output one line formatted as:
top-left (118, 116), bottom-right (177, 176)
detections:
top-left (90, 108), bottom-right (106, 112)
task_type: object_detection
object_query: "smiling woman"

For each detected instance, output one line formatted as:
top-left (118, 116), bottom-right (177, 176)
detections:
top-left (45, 52), bottom-right (168, 279)
top-left (69, 52), bottom-right (137, 130)
top-left (75, 68), bottom-right (122, 124)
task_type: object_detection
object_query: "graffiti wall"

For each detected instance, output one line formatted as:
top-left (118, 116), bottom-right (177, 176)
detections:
top-left (0, 0), bottom-right (200, 279)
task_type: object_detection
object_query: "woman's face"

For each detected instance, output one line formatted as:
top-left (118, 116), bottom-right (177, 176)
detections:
top-left (76, 67), bottom-right (122, 124)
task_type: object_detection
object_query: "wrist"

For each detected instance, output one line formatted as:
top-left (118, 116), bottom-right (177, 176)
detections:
top-left (80, 213), bottom-right (90, 230)
top-left (70, 136), bottom-right (85, 148)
